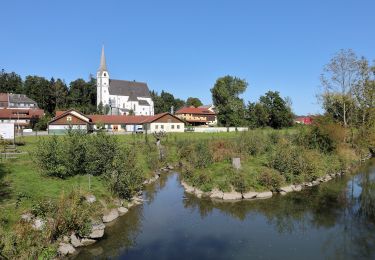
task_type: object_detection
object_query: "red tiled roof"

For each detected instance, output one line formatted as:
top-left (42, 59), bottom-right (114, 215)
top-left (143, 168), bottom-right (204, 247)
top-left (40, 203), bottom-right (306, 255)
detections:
top-left (88, 115), bottom-right (151, 124)
top-left (51, 110), bottom-right (184, 125)
top-left (175, 106), bottom-right (216, 115)
top-left (0, 108), bottom-right (44, 119)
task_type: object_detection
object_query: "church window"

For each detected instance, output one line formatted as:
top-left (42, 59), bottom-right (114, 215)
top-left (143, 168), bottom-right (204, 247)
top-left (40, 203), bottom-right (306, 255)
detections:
top-left (104, 72), bottom-right (107, 76)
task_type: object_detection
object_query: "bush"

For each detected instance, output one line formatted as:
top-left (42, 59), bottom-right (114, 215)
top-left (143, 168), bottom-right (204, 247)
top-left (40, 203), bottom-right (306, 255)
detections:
top-left (194, 141), bottom-right (213, 169)
top-left (33, 135), bottom-right (68, 178)
top-left (236, 131), bottom-right (267, 156)
top-left (104, 147), bottom-right (144, 200)
top-left (86, 133), bottom-right (118, 176)
top-left (268, 140), bottom-right (323, 182)
top-left (230, 170), bottom-right (249, 193)
top-left (63, 131), bottom-right (88, 176)
top-left (144, 142), bottom-right (162, 171)
top-left (52, 190), bottom-right (93, 238)
top-left (257, 168), bottom-right (285, 191)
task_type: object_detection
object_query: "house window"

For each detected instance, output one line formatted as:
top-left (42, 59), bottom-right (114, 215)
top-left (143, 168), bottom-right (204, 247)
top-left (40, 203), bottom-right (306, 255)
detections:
top-left (171, 125), bottom-right (175, 129)
top-left (177, 125), bottom-right (180, 129)
top-left (161, 125), bottom-right (164, 129)
top-left (155, 125), bottom-right (158, 129)
top-left (67, 116), bottom-right (72, 122)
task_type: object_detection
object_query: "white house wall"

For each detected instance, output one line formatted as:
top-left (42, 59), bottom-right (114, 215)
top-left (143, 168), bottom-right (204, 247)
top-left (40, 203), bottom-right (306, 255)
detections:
top-left (148, 122), bottom-right (184, 133)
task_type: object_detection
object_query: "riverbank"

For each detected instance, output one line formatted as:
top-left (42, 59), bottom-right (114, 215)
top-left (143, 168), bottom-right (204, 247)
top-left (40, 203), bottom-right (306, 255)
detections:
top-left (180, 160), bottom-right (371, 201)
top-left (176, 123), bottom-right (372, 199)
top-left (76, 160), bottom-right (375, 259)
top-left (0, 125), bottom-right (372, 258)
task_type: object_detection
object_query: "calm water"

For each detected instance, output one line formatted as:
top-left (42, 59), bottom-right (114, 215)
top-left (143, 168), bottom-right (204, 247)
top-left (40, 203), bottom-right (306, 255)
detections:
top-left (77, 160), bottom-right (375, 260)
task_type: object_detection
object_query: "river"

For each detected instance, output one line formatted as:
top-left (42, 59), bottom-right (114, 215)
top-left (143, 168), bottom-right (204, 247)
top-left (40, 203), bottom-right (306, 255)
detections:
top-left (77, 159), bottom-right (375, 260)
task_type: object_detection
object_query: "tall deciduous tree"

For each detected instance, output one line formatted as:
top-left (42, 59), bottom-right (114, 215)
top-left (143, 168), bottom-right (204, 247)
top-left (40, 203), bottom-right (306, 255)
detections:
top-left (211, 75), bottom-right (247, 126)
top-left (186, 97), bottom-right (203, 107)
top-left (259, 91), bottom-right (293, 128)
top-left (320, 49), bottom-right (360, 127)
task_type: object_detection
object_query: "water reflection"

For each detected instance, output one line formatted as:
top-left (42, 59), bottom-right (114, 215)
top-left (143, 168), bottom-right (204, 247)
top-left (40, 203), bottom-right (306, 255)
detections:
top-left (77, 160), bottom-right (375, 260)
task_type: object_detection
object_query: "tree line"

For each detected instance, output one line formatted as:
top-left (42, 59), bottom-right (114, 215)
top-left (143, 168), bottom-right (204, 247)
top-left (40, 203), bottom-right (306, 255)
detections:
top-left (0, 70), bottom-right (97, 115)
top-left (0, 69), bottom-right (205, 117)
top-left (211, 75), bottom-right (294, 128)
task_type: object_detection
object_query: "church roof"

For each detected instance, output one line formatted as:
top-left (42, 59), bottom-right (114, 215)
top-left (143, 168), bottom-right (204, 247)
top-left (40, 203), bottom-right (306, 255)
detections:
top-left (138, 99), bottom-right (150, 106)
top-left (109, 79), bottom-right (151, 98)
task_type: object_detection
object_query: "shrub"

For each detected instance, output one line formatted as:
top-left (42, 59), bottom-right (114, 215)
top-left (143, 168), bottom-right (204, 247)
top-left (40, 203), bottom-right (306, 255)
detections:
top-left (236, 131), bottom-right (267, 156)
top-left (104, 147), bottom-right (144, 200)
top-left (267, 141), bottom-right (323, 182)
top-left (210, 140), bottom-right (233, 162)
top-left (63, 131), bottom-right (88, 176)
top-left (33, 135), bottom-right (68, 178)
top-left (230, 170), bottom-right (249, 193)
top-left (52, 190), bottom-right (93, 238)
top-left (85, 133), bottom-right (118, 176)
top-left (144, 142), bottom-right (162, 171)
top-left (257, 168), bottom-right (285, 191)
top-left (194, 141), bottom-right (213, 169)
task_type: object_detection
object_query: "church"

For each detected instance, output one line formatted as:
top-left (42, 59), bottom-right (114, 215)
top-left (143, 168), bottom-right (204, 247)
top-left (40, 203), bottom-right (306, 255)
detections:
top-left (96, 47), bottom-right (154, 116)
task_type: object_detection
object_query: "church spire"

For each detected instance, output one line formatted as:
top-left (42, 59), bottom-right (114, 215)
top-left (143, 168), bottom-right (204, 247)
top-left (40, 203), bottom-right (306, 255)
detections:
top-left (99, 45), bottom-right (107, 71)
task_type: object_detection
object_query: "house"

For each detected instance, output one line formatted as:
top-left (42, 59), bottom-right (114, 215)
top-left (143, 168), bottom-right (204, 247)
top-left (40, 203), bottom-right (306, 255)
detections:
top-left (48, 109), bottom-right (185, 134)
top-left (175, 106), bottom-right (217, 126)
top-left (0, 108), bottom-right (44, 131)
top-left (48, 110), bottom-right (93, 134)
top-left (0, 93), bottom-right (38, 109)
top-left (96, 47), bottom-right (154, 116)
top-left (294, 116), bottom-right (313, 125)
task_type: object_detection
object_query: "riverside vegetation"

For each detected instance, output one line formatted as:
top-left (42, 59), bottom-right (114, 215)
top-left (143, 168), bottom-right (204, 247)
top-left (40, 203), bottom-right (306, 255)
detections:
top-left (177, 117), bottom-right (373, 194)
top-left (1, 118), bottom-right (374, 258)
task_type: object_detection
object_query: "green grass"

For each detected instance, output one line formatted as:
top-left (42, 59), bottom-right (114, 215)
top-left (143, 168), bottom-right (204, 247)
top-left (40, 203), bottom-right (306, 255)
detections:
top-left (1, 131), bottom-right (247, 228)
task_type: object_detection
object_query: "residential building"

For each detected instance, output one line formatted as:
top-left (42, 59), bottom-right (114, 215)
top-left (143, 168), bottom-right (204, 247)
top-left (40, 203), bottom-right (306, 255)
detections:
top-left (96, 47), bottom-right (154, 116)
top-left (0, 93), bottom-right (38, 109)
top-left (0, 109), bottom-right (44, 131)
top-left (48, 109), bottom-right (184, 134)
top-left (175, 106), bottom-right (217, 126)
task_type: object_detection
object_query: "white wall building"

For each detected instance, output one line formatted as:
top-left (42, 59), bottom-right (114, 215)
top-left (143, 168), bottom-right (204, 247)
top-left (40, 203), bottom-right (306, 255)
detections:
top-left (96, 47), bottom-right (154, 116)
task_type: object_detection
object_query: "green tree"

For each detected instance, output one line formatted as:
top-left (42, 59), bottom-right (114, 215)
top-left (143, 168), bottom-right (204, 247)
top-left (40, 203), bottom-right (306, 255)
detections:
top-left (211, 75), bottom-right (247, 126)
top-left (50, 78), bottom-right (68, 111)
top-left (259, 91), bottom-right (293, 128)
top-left (24, 75), bottom-right (52, 113)
top-left (186, 97), bottom-right (203, 107)
top-left (247, 102), bottom-right (269, 128)
top-left (0, 69), bottom-right (23, 93)
top-left (151, 90), bottom-right (185, 114)
top-left (68, 77), bottom-right (96, 114)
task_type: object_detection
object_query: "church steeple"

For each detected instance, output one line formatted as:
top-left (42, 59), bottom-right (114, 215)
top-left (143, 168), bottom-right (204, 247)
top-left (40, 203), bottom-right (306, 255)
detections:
top-left (99, 45), bottom-right (107, 72)
top-left (97, 46), bottom-right (110, 108)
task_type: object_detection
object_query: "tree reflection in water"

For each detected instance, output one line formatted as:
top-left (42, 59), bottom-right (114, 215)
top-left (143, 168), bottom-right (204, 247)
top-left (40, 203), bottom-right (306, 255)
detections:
top-left (182, 160), bottom-right (375, 259)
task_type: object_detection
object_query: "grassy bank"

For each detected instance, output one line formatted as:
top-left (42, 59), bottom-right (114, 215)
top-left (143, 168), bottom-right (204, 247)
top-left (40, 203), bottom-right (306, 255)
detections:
top-left (0, 125), bottom-right (369, 258)
top-left (174, 125), bottom-right (365, 193)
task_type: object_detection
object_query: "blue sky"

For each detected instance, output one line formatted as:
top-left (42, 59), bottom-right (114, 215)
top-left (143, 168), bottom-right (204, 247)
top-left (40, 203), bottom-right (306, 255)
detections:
top-left (1, 0), bottom-right (374, 115)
